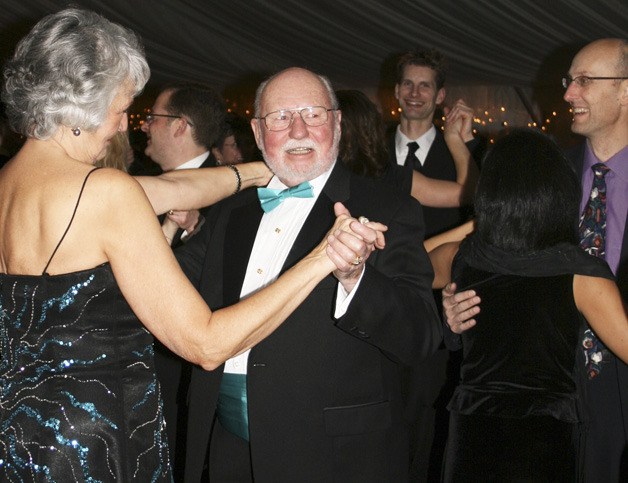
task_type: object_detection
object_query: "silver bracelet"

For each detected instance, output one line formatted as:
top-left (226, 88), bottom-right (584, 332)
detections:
top-left (228, 164), bottom-right (241, 194)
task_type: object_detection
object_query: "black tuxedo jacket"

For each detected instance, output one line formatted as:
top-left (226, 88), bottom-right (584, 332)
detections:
top-left (176, 162), bottom-right (441, 482)
top-left (169, 155), bottom-right (218, 248)
top-left (568, 142), bottom-right (628, 481)
top-left (387, 128), bottom-right (479, 238)
top-left (154, 153), bottom-right (218, 478)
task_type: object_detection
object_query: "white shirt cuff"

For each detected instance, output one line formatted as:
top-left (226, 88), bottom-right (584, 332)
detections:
top-left (334, 266), bottom-right (365, 318)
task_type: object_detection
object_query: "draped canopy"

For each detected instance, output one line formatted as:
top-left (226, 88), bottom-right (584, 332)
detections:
top-left (1, 0), bottom-right (626, 141)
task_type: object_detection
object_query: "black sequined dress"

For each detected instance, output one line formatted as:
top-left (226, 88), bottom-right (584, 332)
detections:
top-left (0, 169), bottom-right (171, 481)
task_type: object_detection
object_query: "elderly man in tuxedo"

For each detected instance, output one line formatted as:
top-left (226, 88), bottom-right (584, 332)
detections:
top-left (176, 67), bottom-right (441, 482)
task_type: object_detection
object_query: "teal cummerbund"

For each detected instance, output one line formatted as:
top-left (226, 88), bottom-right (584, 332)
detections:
top-left (216, 373), bottom-right (249, 441)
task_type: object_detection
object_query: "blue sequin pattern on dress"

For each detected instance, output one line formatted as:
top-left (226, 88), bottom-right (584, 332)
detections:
top-left (0, 264), bottom-right (172, 482)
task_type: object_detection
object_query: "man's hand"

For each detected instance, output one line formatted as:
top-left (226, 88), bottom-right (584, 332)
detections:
top-left (326, 202), bottom-right (387, 293)
top-left (442, 282), bottom-right (480, 334)
top-left (168, 209), bottom-right (201, 232)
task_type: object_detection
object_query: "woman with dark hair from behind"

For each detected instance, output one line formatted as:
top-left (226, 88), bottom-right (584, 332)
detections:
top-left (427, 129), bottom-right (628, 481)
top-left (335, 89), bottom-right (478, 208)
top-left (335, 89), bottom-right (389, 178)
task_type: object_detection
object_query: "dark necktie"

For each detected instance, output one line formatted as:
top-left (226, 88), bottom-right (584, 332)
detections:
top-left (257, 181), bottom-right (314, 213)
top-left (579, 163), bottom-right (611, 379)
top-left (404, 141), bottom-right (421, 171)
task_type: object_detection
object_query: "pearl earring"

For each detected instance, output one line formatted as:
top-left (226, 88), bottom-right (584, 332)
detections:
top-left (72, 128), bottom-right (81, 136)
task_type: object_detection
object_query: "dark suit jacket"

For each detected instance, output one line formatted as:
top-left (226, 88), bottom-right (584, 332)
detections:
top-left (169, 155), bottom-right (218, 248)
top-left (153, 153), bottom-right (218, 478)
top-left (387, 128), bottom-right (480, 238)
top-left (177, 162), bottom-right (441, 482)
top-left (568, 142), bottom-right (628, 481)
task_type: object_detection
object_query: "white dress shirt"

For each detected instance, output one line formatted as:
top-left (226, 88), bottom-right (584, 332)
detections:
top-left (394, 124), bottom-right (437, 166)
top-left (224, 165), bottom-right (364, 375)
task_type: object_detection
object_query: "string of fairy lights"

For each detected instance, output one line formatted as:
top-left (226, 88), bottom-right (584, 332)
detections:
top-left (128, 102), bottom-right (576, 145)
top-left (127, 105), bottom-right (250, 132)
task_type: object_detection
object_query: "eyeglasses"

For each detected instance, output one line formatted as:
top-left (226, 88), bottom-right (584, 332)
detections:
top-left (145, 113), bottom-right (194, 127)
top-left (562, 75), bottom-right (628, 89)
top-left (257, 106), bottom-right (336, 131)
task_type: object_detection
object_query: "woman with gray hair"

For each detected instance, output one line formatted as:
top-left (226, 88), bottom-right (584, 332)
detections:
top-left (0, 9), bottom-right (382, 481)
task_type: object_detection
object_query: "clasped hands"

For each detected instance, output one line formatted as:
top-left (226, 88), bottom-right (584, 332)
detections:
top-left (443, 99), bottom-right (474, 144)
top-left (325, 202), bottom-right (387, 293)
top-left (166, 209), bottom-right (201, 232)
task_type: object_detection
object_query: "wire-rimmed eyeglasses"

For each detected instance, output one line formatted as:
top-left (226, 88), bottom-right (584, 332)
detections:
top-left (257, 106), bottom-right (336, 131)
top-left (562, 75), bottom-right (628, 89)
top-left (145, 113), bottom-right (194, 127)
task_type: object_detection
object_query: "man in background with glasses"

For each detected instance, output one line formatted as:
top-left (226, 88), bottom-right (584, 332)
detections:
top-left (562, 38), bottom-right (628, 483)
top-left (177, 67), bottom-right (441, 481)
top-left (142, 83), bottom-right (225, 246)
top-left (142, 82), bottom-right (226, 480)
top-left (445, 38), bottom-right (627, 482)
top-left (142, 83), bottom-right (224, 173)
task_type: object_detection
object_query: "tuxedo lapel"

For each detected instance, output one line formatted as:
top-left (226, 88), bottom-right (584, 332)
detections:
top-left (387, 133), bottom-right (398, 166)
top-left (220, 164), bottom-right (352, 295)
top-left (422, 129), bottom-right (445, 172)
top-left (281, 163), bottom-right (351, 272)
top-left (223, 196), bottom-right (264, 305)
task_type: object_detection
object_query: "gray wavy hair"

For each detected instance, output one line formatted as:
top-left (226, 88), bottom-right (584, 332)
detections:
top-left (2, 8), bottom-right (150, 139)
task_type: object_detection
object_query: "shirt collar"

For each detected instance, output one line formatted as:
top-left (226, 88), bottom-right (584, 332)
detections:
top-left (584, 142), bottom-right (628, 183)
top-left (174, 151), bottom-right (210, 170)
top-left (395, 124), bottom-right (437, 157)
top-left (267, 161), bottom-right (336, 200)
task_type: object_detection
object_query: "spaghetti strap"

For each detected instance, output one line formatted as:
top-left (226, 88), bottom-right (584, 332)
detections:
top-left (42, 167), bottom-right (102, 275)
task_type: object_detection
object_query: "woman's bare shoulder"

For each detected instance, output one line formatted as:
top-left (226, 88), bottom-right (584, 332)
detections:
top-left (83, 167), bottom-right (150, 207)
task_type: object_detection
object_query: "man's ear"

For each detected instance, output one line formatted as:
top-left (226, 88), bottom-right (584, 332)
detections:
top-left (619, 79), bottom-right (628, 107)
top-left (172, 118), bottom-right (189, 138)
top-left (436, 87), bottom-right (446, 106)
top-left (251, 118), bottom-right (263, 149)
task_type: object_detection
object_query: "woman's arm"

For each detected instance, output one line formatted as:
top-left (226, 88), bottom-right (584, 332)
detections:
top-left (410, 100), bottom-right (479, 208)
top-left (424, 221), bottom-right (474, 289)
top-left (574, 275), bottom-right (628, 364)
top-left (136, 161), bottom-right (272, 215)
top-left (428, 242), bottom-right (460, 289)
top-left (424, 220), bottom-right (474, 253)
top-left (99, 172), bottom-right (382, 371)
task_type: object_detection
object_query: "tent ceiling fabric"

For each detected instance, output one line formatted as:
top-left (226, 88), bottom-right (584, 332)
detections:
top-left (1, 0), bottom-right (626, 95)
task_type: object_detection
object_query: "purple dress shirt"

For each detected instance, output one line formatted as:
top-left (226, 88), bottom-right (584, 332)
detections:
top-left (579, 143), bottom-right (628, 275)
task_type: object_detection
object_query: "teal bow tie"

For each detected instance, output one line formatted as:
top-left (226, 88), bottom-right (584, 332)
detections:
top-left (257, 181), bottom-right (314, 213)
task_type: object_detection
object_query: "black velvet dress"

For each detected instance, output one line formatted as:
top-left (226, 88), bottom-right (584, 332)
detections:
top-left (442, 235), bottom-right (613, 482)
